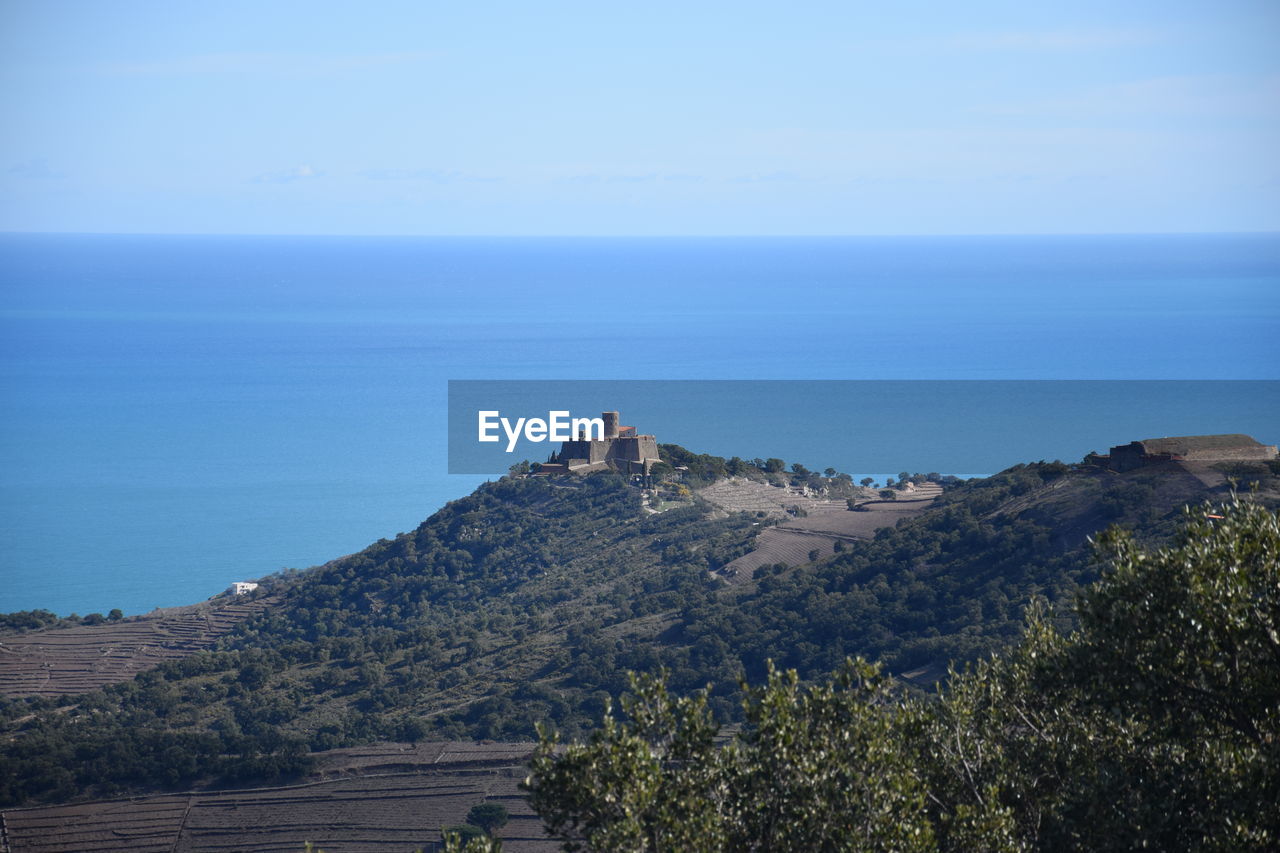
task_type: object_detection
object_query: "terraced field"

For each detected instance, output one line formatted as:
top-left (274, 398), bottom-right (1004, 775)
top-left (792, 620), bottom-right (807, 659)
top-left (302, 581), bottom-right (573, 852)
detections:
top-left (698, 477), bottom-right (851, 517)
top-left (706, 481), bottom-right (943, 583)
top-left (1, 742), bottom-right (553, 853)
top-left (0, 597), bottom-right (275, 697)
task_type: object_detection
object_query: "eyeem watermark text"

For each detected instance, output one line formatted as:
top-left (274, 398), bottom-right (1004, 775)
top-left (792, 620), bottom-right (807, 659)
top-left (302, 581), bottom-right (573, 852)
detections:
top-left (477, 410), bottom-right (604, 452)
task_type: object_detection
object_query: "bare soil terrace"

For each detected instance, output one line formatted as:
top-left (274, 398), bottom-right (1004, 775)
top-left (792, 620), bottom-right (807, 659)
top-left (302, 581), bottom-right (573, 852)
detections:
top-left (699, 479), bottom-right (942, 583)
top-left (0, 597), bottom-right (276, 698)
top-left (1, 742), bottom-right (553, 853)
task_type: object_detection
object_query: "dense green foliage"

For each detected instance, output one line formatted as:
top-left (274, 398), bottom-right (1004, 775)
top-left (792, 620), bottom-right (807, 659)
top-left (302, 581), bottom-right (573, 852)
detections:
top-left (657, 444), bottom-right (869, 495)
top-left (0, 609), bottom-right (69, 633)
top-left (466, 802), bottom-right (510, 835)
top-left (0, 454), bottom-right (1248, 809)
top-left (529, 661), bottom-right (936, 851)
top-left (0, 608), bottom-right (123, 633)
top-left (527, 497), bottom-right (1280, 850)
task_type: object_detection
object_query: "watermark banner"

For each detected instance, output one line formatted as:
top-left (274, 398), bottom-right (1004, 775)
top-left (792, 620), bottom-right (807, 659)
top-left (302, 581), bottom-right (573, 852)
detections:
top-left (447, 380), bottom-right (1280, 476)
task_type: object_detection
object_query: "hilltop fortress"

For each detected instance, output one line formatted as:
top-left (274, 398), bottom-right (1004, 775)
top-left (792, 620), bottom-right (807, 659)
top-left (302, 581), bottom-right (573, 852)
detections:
top-left (537, 410), bottom-right (661, 476)
top-left (1091, 433), bottom-right (1278, 472)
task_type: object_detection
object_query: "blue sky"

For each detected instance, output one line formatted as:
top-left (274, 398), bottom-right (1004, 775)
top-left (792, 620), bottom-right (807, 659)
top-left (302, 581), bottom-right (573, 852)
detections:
top-left (2, 1), bottom-right (1278, 235)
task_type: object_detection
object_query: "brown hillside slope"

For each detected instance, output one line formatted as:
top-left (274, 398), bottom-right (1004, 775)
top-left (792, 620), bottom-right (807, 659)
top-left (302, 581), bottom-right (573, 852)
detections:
top-left (702, 479), bottom-right (943, 583)
top-left (989, 460), bottom-right (1273, 552)
top-left (1, 742), bottom-right (551, 853)
top-left (0, 597), bottom-right (275, 698)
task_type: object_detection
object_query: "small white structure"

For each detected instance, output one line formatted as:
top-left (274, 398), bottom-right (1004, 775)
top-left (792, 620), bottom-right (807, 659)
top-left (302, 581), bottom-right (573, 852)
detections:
top-left (228, 581), bottom-right (259, 596)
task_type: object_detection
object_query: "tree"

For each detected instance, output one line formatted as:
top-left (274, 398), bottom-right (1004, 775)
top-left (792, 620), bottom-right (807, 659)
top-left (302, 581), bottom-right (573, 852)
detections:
top-left (916, 496), bottom-right (1280, 850)
top-left (1074, 499), bottom-right (1280, 748)
top-left (526, 662), bottom-right (934, 852)
top-left (397, 716), bottom-right (429, 744)
top-left (526, 671), bottom-right (726, 851)
top-left (107, 608), bottom-right (124, 622)
top-left (860, 477), bottom-right (874, 487)
top-left (441, 823), bottom-right (501, 852)
top-left (824, 467), bottom-right (837, 479)
top-left (466, 803), bottom-right (509, 836)
top-left (1044, 498), bottom-right (1280, 848)
top-left (525, 498), bottom-right (1280, 851)
top-left (764, 458), bottom-right (785, 473)
top-left (722, 661), bottom-right (934, 851)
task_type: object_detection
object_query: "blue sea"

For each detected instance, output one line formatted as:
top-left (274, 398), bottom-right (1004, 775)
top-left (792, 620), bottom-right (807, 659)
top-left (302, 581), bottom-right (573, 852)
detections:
top-left (1, 233), bottom-right (1278, 617)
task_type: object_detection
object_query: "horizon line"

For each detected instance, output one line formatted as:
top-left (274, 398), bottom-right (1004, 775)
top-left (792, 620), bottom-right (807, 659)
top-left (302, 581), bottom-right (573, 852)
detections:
top-left (3, 229), bottom-right (1279, 240)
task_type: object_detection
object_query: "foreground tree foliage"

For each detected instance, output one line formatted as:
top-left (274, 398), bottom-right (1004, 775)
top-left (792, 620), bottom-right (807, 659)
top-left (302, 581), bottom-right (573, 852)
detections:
top-left (526, 498), bottom-right (1280, 851)
top-left (529, 662), bottom-right (934, 851)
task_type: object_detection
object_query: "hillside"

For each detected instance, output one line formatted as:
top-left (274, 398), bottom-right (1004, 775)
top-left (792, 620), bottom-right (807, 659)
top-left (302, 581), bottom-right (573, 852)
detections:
top-left (0, 597), bottom-right (275, 697)
top-left (699, 477), bottom-right (944, 582)
top-left (2, 742), bottom-right (546, 853)
top-left (2, 447), bottom-right (1276, 844)
top-left (525, 496), bottom-right (1280, 851)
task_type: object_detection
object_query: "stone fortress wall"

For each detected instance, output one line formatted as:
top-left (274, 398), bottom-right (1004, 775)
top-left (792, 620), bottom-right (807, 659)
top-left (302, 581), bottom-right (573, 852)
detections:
top-left (540, 410), bottom-right (661, 475)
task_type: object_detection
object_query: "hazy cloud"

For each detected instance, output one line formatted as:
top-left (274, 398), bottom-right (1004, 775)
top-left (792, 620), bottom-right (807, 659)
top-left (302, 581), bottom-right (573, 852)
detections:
top-left (98, 51), bottom-right (439, 77)
top-left (886, 27), bottom-right (1160, 54)
top-left (557, 173), bottom-right (660, 184)
top-left (555, 172), bottom-right (708, 185)
top-left (989, 74), bottom-right (1280, 120)
top-left (730, 171), bottom-right (803, 184)
top-left (8, 159), bottom-right (65, 180)
top-left (251, 165), bottom-right (323, 184)
top-left (360, 168), bottom-right (500, 184)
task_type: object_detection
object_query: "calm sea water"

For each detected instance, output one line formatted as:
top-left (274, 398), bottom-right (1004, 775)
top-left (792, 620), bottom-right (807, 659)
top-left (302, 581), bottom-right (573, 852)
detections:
top-left (1, 234), bottom-right (1277, 616)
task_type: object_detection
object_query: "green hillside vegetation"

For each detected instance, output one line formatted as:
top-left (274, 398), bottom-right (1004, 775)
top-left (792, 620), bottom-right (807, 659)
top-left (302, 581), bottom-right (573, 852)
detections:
top-left (0, 449), bottom-right (1273, 809)
top-left (654, 443), bottom-right (868, 496)
top-left (527, 497), bottom-right (1280, 850)
top-left (0, 607), bottom-right (125, 634)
